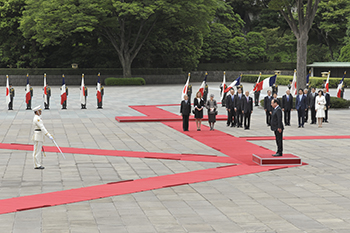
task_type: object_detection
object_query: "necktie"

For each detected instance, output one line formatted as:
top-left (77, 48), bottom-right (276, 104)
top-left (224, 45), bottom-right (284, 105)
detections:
top-left (232, 95), bottom-right (234, 100)
top-left (287, 95), bottom-right (289, 101)
top-left (247, 97), bottom-right (249, 102)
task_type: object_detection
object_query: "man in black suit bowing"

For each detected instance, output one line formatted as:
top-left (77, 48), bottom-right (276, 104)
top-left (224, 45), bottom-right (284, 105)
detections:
top-left (282, 89), bottom-right (293, 126)
top-left (242, 91), bottom-right (253, 130)
top-left (271, 99), bottom-right (284, 157)
top-left (236, 87), bottom-right (243, 128)
top-left (226, 88), bottom-right (236, 127)
top-left (180, 95), bottom-right (191, 131)
top-left (264, 90), bottom-right (273, 126)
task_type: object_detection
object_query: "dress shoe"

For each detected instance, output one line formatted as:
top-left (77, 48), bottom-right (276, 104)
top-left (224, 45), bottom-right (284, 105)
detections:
top-left (34, 166), bottom-right (45, 170)
top-left (298, 126), bottom-right (301, 128)
top-left (272, 153), bottom-right (282, 157)
top-left (325, 121), bottom-right (329, 123)
top-left (302, 125), bottom-right (304, 128)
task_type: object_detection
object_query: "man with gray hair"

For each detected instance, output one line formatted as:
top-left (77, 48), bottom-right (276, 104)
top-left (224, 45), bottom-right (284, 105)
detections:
top-left (32, 105), bottom-right (53, 169)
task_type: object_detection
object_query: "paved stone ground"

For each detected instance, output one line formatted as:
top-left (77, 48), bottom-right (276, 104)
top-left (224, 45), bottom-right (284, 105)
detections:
top-left (0, 82), bottom-right (349, 233)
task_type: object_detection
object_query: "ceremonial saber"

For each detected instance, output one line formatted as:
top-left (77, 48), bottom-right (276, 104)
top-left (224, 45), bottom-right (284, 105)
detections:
top-left (52, 139), bottom-right (66, 159)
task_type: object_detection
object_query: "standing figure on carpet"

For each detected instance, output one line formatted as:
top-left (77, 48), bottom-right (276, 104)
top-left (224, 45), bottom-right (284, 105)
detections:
top-left (226, 88), bottom-right (236, 127)
top-left (323, 88), bottom-right (330, 123)
top-left (206, 94), bottom-right (217, 131)
top-left (60, 75), bottom-right (68, 109)
top-left (281, 89), bottom-right (293, 126)
top-left (187, 83), bottom-right (192, 103)
top-left (203, 83), bottom-right (209, 102)
top-left (235, 87), bottom-right (243, 128)
top-left (32, 105), bottom-right (53, 169)
top-left (8, 83), bottom-right (15, 110)
top-left (97, 73), bottom-right (104, 109)
top-left (308, 88), bottom-right (317, 124)
top-left (194, 91), bottom-right (204, 131)
top-left (270, 99), bottom-right (284, 157)
top-left (264, 90), bottom-right (273, 126)
top-left (295, 88), bottom-right (307, 128)
top-left (315, 90), bottom-right (326, 128)
top-left (253, 83), bottom-right (260, 106)
top-left (241, 91), bottom-right (253, 130)
top-left (180, 94), bottom-right (191, 131)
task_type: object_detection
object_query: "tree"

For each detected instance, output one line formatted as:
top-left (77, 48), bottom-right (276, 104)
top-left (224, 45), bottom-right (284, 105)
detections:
top-left (245, 32), bottom-right (266, 62)
top-left (270, 0), bottom-right (321, 90)
top-left (20, 0), bottom-right (217, 77)
top-left (228, 36), bottom-right (247, 62)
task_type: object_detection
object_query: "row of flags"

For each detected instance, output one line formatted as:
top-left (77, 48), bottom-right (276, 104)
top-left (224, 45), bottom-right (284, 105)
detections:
top-left (6, 73), bottom-right (102, 105)
top-left (182, 70), bottom-right (347, 100)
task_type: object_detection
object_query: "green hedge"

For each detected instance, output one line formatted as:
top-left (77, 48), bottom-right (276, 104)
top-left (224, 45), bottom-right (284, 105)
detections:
top-left (197, 62), bottom-right (296, 71)
top-left (0, 68), bottom-right (184, 76)
top-left (104, 77), bottom-right (146, 86)
top-left (259, 96), bottom-right (350, 109)
top-left (242, 74), bottom-right (350, 88)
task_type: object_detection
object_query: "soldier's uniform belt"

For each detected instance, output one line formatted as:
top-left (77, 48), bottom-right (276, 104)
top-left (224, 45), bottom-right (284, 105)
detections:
top-left (35, 129), bottom-right (41, 131)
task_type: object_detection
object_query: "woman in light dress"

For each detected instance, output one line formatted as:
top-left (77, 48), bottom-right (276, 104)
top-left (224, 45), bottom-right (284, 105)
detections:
top-left (315, 90), bottom-right (326, 128)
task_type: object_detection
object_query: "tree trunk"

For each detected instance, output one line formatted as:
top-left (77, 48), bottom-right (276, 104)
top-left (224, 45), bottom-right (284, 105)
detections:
top-left (296, 29), bottom-right (308, 90)
top-left (122, 55), bottom-right (132, 78)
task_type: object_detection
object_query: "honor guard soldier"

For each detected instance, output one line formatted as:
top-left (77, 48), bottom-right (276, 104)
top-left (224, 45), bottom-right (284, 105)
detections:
top-left (8, 84), bottom-right (15, 110)
top-left (203, 83), bottom-right (209, 102)
top-left (97, 85), bottom-right (104, 109)
top-left (187, 83), bottom-right (192, 103)
top-left (287, 80), bottom-right (292, 90)
top-left (253, 83), bottom-right (260, 106)
top-left (60, 86), bottom-right (68, 109)
top-left (81, 86), bottom-right (88, 109)
top-left (25, 84), bottom-right (33, 110)
top-left (32, 105), bottom-right (53, 169)
top-left (272, 84), bottom-right (278, 96)
top-left (44, 83), bottom-right (51, 109)
top-left (237, 84), bottom-right (244, 92)
top-left (220, 83), bottom-right (227, 107)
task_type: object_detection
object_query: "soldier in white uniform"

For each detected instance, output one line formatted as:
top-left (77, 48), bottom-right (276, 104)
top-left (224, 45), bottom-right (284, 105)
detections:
top-left (32, 105), bottom-right (53, 169)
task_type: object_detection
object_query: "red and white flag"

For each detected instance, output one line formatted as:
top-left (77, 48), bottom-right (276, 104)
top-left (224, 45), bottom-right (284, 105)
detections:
top-left (325, 71), bottom-right (330, 93)
top-left (43, 73), bottom-right (48, 105)
top-left (80, 74), bottom-right (86, 105)
top-left (337, 71), bottom-right (346, 98)
top-left (198, 72), bottom-right (208, 96)
top-left (25, 74), bottom-right (31, 104)
top-left (6, 75), bottom-right (10, 105)
top-left (181, 73), bottom-right (190, 100)
top-left (220, 71), bottom-right (226, 101)
top-left (290, 69), bottom-right (297, 96)
top-left (250, 72), bottom-right (262, 95)
top-left (61, 75), bottom-right (67, 105)
top-left (97, 73), bottom-right (102, 103)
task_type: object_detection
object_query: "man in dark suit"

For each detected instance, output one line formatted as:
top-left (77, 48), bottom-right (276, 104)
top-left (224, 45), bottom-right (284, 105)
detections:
top-left (180, 95), bottom-right (191, 131)
top-left (308, 88), bottom-right (317, 124)
top-left (295, 88), bottom-right (307, 128)
top-left (226, 88), bottom-right (236, 127)
top-left (271, 98), bottom-right (284, 157)
top-left (241, 91), bottom-right (253, 130)
top-left (235, 87), bottom-right (243, 128)
top-left (264, 90), bottom-right (273, 126)
top-left (304, 89), bottom-right (309, 123)
top-left (281, 89), bottom-right (293, 126)
top-left (323, 88), bottom-right (330, 123)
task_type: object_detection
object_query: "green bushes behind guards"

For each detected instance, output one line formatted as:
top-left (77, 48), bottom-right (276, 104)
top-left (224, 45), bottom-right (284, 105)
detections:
top-left (105, 77), bottom-right (146, 86)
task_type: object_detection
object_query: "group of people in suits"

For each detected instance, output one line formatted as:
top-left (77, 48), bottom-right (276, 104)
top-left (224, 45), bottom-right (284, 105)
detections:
top-left (225, 87), bottom-right (253, 130)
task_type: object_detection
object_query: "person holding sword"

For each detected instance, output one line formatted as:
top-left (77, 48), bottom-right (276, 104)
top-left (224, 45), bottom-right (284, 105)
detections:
top-left (32, 105), bottom-right (54, 169)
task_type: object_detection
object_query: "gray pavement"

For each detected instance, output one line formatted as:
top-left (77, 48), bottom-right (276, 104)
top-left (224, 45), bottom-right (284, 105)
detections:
top-left (0, 82), bottom-right (350, 232)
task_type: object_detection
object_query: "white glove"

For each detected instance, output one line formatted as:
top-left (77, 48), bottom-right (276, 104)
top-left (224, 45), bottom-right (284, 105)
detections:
top-left (49, 135), bottom-right (53, 140)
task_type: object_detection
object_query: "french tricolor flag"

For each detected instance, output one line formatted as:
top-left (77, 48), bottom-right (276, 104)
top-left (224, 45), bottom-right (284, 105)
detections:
top-left (252, 75), bottom-right (277, 92)
top-left (198, 72), bottom-right (207, 96)
top-left (6, 75), bottom-right (10, 105)
top-left (97, 73), bottom-right (102, 103)
top-left (181, 73), bottom-right (190, 100)
top-left (61, 75), bottom-right (67, 105)
top-left (224, 75), bottom-right (241, 93)
top-left (25, 74), bottom-right (31, 104)
top-left (337, 71), bottom-right (346, 98)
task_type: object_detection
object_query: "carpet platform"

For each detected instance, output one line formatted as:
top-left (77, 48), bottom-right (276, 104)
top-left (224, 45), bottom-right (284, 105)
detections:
top-left (252, 153), bottom-right (302, 166)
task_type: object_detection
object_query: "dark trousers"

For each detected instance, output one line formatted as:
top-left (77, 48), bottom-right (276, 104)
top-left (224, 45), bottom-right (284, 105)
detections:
top-left (265, 110), bottom-right (271, 125)
top-left (274, 130), bottom-right (283, 154)
top-left (44, 97), bottom-right (50, 109)
top-left (254, 93), bottom-right (260, 106)
top-left (284, 110), bottom-right (291, 125)
top-left (305, 108), bottom-right (309, 122)
top-left (182, 115), bottom-right (189, 131)
top-left (236, 109), bottom-right (243, 126)
top-left (97, 98), bottom-right (103, 108)
top-left (227, 109), bottom-right (236, 126)
top-left (26, 99), bottom-right (31, 109)
top-left (8, 98), bottom-right (13, 110)
top-left (324, 108), bottom-right (328, 121)
top-left (311, 107), bottom-right (316, 123)
top-left (62, 101), bottom-right (67, 109)
top-left (244, 112), bottom-right (251, 129)
top-left (297, 108), bottom-right (305, 126)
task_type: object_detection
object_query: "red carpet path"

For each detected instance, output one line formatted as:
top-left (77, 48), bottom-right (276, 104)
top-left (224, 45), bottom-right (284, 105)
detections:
top-left (0, 104), bottom-right (346, 215)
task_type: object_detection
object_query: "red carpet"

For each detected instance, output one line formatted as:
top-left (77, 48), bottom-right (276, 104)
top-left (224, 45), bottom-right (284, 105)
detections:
top-left (242, 135), bottom-right (350, 141)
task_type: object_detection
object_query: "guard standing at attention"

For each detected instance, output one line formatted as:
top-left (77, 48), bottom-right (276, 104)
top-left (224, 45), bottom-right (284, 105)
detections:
top-left (25, 83), bottom-right (33, 110)
top-left (44, 83), bottom-right (51, 109)
top-left (32, 105), bottom-right (53, 169)
top-left (253, 83), bottom-right (260, 106)
top-left (97, 73), bottom-right (104, 109)
top-left (81, 86), bottom-right (88, 109)
top-left (187, 83), bottom-right (192, 103)
top-left (8, 84), bottom-right (15, 110)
